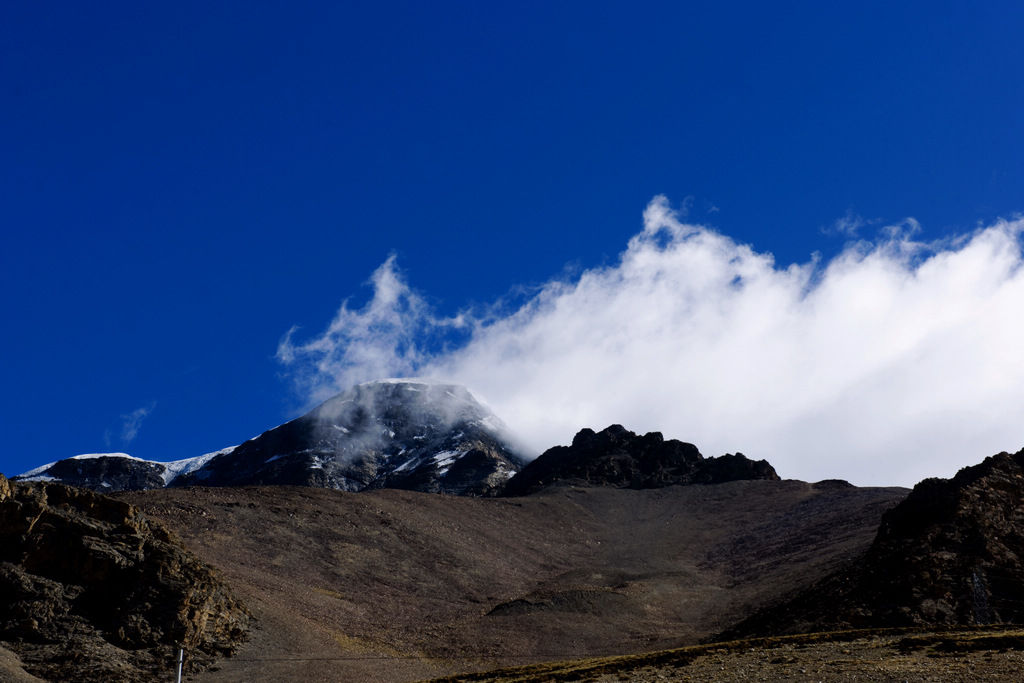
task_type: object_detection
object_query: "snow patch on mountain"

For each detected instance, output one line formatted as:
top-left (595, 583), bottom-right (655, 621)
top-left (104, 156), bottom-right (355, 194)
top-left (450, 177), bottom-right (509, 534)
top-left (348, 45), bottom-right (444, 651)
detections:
top-left (160, 446), bottom-right (237, 486)
top-left (18, 453), bottom-right (139, 480)
top-left (15, 447), bottom-right (238, 488)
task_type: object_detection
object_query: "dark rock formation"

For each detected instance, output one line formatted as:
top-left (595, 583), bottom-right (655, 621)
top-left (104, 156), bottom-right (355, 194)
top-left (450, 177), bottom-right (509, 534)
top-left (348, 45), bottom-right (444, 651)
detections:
top-left (720, 448), bottom-right (1024, 639)
top-left (172, 379), bottom-right (526, 496)
top-left (502, 424), bottom-right (779, 496)
top-left (0, 474), bottom-right (250, 682)
top-left (13, 455), bottom-right (169, 492)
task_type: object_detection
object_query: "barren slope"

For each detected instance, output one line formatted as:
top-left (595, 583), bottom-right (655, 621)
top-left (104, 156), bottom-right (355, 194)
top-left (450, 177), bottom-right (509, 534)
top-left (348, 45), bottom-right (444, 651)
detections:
top-left (118, 480), bottom-right (906, 682)
top-left (722, 448), bottom-right (1024, 641)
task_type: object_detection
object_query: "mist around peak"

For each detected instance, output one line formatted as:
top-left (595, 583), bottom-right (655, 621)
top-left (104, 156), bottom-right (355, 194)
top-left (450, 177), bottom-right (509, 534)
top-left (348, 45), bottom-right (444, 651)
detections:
top-left (167, 377), bottom-right (526, 496)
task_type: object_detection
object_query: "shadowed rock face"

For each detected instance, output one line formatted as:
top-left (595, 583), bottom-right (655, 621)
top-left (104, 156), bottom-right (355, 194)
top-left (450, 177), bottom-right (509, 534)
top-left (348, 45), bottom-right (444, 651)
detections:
top-left (0, 474), bottom-right (250, 683)
top-left (721, 448), bottom-right (1024, 639)
top-left (502, 424), bottom-right (780, 496)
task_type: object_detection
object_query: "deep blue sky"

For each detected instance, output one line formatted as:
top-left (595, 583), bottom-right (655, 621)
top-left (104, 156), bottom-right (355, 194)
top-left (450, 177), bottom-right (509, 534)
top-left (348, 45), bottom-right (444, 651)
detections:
top-left (3, 2), bottom-right (1023, 482)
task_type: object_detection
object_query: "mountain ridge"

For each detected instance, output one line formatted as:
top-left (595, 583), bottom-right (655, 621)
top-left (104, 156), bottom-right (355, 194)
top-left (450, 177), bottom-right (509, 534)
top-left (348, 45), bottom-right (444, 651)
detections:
top-left (9, 425), bottom-right (1024, 680)
top-left (14, 381), bottom-right (782, 498)
top-left (14, 379), bottom-right (526, 496)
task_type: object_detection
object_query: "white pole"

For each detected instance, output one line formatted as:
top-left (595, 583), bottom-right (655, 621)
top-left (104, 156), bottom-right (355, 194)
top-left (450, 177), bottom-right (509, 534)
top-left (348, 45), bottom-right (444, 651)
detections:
top-left (175, 647), bottom-right (183, 683)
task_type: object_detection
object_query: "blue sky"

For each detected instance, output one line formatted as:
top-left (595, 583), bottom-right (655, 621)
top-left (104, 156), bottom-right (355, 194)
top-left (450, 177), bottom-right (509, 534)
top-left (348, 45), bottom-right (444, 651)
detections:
top-left (3, 2), bottom-right (1023, 486)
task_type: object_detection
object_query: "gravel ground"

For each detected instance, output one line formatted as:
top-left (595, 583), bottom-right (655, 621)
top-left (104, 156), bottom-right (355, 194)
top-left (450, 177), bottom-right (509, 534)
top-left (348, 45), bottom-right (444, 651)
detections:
top-left (427, 630), bottom-right (1024, 683)
top-left (593, 634), bottom-right (1024, 682)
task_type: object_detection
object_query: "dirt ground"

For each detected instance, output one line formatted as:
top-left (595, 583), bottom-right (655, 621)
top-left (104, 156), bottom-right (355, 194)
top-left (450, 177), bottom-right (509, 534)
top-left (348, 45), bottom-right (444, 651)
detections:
top-left (596, 638), bottom-right (1024, 682)
top-left (118, 481), bottom-right (907, 682)
top-left (428, 630), bottom-right (1024, 683)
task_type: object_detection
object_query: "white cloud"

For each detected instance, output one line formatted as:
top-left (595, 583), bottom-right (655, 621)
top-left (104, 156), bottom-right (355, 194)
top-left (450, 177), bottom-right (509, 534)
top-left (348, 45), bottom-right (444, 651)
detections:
top-left (276, 254), bottom-right (467, 406)
top-left (120, 402), bottom-right (156, 445)
top-left (278, 196), bottom-right (1024, 487)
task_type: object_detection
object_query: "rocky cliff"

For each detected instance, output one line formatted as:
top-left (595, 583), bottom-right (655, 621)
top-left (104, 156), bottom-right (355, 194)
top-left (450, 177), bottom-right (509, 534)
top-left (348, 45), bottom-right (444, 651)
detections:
top-left (0, 474), bottom-right (250, 682)
top-left (502, 424), bottom-right (779, 496)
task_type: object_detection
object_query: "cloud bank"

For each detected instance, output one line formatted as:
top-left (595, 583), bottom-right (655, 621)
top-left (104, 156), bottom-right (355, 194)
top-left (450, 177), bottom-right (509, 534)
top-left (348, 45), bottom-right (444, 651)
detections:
top-left (278, 196), bottom-right (1024, 486)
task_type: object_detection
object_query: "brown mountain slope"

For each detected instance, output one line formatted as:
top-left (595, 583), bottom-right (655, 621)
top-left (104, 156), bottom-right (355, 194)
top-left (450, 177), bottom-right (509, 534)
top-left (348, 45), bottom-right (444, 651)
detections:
top-left (118, 479), bottom-right (906, 682)
top-left (720, 448), bottom-right (1024, 640)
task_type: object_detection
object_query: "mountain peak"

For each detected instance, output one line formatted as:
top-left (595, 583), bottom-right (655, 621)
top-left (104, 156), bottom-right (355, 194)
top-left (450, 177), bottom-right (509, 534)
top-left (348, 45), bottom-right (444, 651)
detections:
top-left (313, 378), bottom-right (502, 430)
top-left (171, 380), bottom-right (525, 495)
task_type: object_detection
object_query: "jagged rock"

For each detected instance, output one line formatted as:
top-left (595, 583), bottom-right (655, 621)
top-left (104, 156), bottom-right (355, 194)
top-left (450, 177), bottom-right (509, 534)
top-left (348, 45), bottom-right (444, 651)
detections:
top-left (501, 424), bottom-right (779, 496)
top-left (0, 474), bottom-right (250, 682)
top-left (720, 448), bottom-right (1024, 638)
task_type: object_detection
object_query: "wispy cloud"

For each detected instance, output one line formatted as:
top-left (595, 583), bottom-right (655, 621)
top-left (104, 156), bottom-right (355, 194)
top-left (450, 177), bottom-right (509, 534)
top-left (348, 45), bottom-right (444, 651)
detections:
top-left (120, 402), bottom-right (156, 445)
top-left (278, 197), bottom-right (1024, 487)
top-left (822, 207), bottom-right (874, 238)
top-left (277, 254), bottom-right (467, 406)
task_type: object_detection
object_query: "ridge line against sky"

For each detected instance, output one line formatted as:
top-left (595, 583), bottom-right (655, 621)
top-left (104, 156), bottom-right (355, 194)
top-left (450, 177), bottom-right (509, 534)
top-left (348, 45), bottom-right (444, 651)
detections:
top-left (2, 2), bottom-right (1023, 486)
top-left (277, 196), bottom-right (1024, 488)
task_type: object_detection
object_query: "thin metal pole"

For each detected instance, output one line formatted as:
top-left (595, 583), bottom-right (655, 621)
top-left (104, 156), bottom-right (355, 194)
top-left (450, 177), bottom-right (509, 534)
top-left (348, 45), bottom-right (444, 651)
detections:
top-left (176, 647), bottom-right (183, 683)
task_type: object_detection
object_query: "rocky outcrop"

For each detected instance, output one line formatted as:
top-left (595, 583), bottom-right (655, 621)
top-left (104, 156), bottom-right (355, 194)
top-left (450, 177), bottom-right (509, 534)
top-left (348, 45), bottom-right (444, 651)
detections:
top-left (0, 474), bottom-right (250, 682)
top-left (720, 448), bottom-right (1024, 639)
top-left (502, 424), bottom-right (779, 496)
